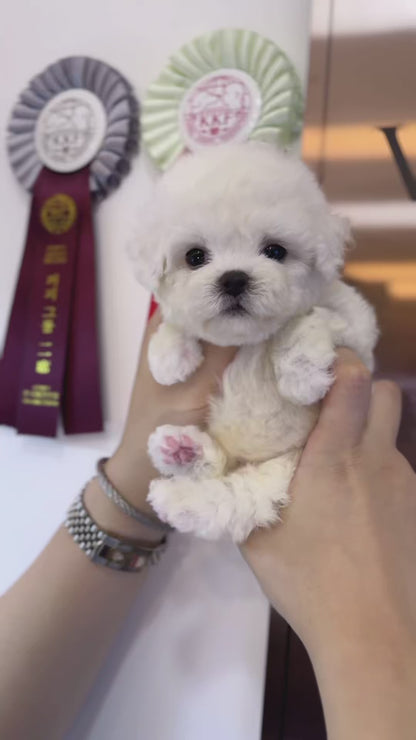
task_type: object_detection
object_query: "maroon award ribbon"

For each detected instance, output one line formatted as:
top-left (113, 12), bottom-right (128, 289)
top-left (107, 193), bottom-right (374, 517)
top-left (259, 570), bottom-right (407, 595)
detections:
top-left (2, 56), bottom-right (139, 437)
top-left (62, 178), bottom-right (102, 434)
top-left (0, 167), bottom-right (102, 437)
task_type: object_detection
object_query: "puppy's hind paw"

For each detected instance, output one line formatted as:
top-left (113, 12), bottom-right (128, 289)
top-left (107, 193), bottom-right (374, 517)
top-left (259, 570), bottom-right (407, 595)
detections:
top-left (147, 478), bottom-right (203, 534)
top-left (148, 475), bottom-right (232, 538)
top-left (148, 425), bottom-right (226, 478)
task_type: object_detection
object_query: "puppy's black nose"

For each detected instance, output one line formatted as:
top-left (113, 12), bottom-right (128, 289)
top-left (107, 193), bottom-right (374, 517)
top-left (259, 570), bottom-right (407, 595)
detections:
top-left (218, 270), bottom-right (250, 297)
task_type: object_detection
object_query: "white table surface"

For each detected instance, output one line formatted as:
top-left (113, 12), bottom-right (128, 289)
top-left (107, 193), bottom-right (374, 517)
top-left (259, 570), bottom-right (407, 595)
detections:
top-left (0, 1), bottom-right (311, 737)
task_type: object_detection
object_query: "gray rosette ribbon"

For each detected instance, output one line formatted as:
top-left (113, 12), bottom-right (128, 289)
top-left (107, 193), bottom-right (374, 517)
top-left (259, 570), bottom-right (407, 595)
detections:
top-left (0, 57), bottom-right (139, 437)
top-left (8, 55), bottom-right (139, 200)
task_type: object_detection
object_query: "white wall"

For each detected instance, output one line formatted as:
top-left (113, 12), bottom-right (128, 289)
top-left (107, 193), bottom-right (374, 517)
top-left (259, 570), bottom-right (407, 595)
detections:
top-left (311, 0), bottom-right (416, 36)
top-left (0, 2), bottom-right (311, 738)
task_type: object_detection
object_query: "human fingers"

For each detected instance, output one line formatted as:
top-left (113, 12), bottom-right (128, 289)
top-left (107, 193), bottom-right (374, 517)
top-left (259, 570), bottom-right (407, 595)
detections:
top-left (139, 309), bottom-right (162, 358)
top-left (364, 380), bottom-right (402, 449)
top-left (197, 341), bottom-right (237, 386)
top-left (123, 310), bottom-right (164, 425)
top-left (307, 348), bottom-right (372, 455)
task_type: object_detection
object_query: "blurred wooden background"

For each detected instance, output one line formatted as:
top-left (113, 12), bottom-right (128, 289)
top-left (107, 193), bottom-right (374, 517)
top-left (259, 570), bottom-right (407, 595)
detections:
top-left (262, 2), bottom-right (416, 737)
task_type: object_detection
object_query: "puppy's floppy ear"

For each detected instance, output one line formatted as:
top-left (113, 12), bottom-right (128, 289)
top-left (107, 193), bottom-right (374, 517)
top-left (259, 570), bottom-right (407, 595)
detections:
top-left (127, 204), bottom-right (165, 293)
top-left (316, 212), bottom-right (352, 281)
top-left (128, 230), bottom-right (165, 292)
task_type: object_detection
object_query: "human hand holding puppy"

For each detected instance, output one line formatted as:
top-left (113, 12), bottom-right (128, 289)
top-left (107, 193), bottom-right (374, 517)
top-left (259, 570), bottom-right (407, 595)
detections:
top-left (111, 331), bottom-right (416, 740)
top-left (243, 351), bottom-right (416, 740)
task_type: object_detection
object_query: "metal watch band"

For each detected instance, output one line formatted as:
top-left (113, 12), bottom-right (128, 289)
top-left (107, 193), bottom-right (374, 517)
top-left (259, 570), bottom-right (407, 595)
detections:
top-left (65, 489), bottom-right (168, 573)
top-left (96, 457), bottom-right (172, 533)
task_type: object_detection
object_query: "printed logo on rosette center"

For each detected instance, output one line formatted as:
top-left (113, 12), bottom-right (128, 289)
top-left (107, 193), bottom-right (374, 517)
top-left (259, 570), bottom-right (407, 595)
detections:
top-left (179, 69), bottom-right (262, 150)
top-left (35, 89), bottom-right (107, 173)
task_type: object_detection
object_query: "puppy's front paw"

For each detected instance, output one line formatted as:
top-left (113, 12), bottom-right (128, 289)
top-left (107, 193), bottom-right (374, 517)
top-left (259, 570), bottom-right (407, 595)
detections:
top-left (278, 351), bottom-right (335, 405)
top-left (148, 323), bottom-right (203, 385)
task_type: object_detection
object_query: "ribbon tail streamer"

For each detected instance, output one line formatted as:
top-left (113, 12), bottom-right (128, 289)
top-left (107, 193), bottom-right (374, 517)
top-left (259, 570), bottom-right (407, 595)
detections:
top-left (0, 167), bottom-right (103, 437)
top-left (63, 177), bottom-right (103, 434)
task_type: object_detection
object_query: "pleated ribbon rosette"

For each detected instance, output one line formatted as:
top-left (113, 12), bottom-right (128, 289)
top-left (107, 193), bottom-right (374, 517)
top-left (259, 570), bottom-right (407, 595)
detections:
top-left (142, 28), bottom-right (304, 170)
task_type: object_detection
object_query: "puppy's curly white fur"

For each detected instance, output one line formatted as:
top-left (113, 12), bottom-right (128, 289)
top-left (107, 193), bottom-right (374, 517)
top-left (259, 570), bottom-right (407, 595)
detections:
top-left (131, 142), bottom-right (378, 542)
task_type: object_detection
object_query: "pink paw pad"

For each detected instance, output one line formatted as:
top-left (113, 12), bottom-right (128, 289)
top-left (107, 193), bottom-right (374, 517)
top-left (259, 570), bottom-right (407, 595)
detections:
top-left (160, 434), bottom-right (202, 466)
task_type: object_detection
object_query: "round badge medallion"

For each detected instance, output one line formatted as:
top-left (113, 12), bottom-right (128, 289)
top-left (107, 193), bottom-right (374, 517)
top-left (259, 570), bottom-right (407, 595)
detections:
top-left (179, 69), bottom-right (261, 149)
top-left (40, 193), bottom-right (77, 234)
top-left (35, 89), bottom-right (107, 173)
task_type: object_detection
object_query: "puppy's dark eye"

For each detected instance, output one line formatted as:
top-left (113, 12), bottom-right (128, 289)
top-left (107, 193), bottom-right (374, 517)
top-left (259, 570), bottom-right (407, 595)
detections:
top-left (262, 243), bottom-right (287, 262)
top-left (185, 247), bottom-right (207, 269)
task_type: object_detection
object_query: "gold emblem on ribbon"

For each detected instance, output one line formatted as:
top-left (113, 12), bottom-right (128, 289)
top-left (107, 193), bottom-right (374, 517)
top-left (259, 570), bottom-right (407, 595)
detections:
top-left (40, 194), bottom-right (77, 234)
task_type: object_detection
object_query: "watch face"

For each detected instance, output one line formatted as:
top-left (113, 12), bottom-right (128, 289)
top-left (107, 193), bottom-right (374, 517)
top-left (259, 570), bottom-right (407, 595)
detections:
top-left (129, 553), bottom-right (148, 570)
top-left (95, 543), bottom-right (150, 571)
top-left (35, 89), bottom-right (107, 173)
top-left (65, 493), bottom-right (166, 573)
top-left (99, 545), bottom-right (127, 565)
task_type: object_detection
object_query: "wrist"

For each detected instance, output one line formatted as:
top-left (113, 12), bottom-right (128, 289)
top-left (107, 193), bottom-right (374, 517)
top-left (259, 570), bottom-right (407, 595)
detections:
top-left (105, 445), bottom-right (157, 513)
top-left (84, 477), bottom-right (163, 545)
top-left (308, 627), bottom-right (416, 740)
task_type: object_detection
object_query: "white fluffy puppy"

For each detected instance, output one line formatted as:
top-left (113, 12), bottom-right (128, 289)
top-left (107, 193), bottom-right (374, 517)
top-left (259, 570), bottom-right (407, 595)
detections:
top-left (131, 142), bottom-right (378, 542)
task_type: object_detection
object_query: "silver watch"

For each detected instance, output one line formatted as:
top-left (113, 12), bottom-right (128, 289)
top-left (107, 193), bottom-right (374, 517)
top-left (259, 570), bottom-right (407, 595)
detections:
top-left (65, 490), bottom-right (168, 573)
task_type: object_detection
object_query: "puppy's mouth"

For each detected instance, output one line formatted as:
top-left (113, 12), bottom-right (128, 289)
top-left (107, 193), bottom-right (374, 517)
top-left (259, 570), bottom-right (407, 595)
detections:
top-left (221, 300), bottom-right (249, 317)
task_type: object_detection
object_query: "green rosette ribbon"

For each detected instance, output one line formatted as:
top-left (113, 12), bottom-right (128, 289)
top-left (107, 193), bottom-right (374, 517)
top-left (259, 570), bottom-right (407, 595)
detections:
top-left (142, 28), bottom-right (304, 170)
